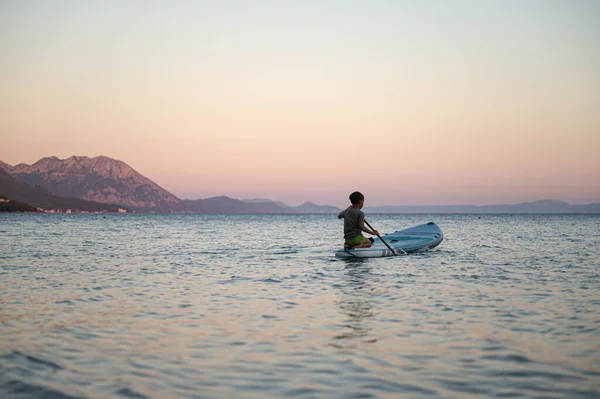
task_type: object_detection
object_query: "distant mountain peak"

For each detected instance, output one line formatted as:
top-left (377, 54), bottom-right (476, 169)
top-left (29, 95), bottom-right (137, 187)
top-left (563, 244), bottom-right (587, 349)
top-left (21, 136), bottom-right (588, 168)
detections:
top-left (0, 160), bottom-right (13, 172)
top-left (521, 199), bottom-right (570, 206)
top-left (206, 195), bottom-right (237, 202)
top-left (0, 168), bottom-right (125, 212)
top-left (243, 198), bottom-right (292, 208)
top-left (7, 155), bottom-right (185, 212)
top-left (294, 201), bottom-right (341, 213)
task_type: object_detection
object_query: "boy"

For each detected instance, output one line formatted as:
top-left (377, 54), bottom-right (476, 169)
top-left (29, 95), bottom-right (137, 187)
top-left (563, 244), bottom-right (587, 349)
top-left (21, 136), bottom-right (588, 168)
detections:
top-left (338, 191), bottom-right (378, 248)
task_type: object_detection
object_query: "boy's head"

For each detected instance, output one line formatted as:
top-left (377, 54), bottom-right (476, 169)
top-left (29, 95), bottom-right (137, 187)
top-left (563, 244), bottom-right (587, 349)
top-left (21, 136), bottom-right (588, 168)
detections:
top-left (349, 191), bottom-right (364, 205)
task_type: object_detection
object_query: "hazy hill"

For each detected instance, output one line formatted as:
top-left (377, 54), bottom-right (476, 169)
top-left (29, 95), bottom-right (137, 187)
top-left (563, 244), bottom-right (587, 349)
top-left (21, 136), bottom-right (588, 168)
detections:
top-left (364, 200), bottom-right (600, 214)
top-left (242, 198), bottom-right (341, 213)
top-left (293, 201), bottom-right (341, 213)
top-left (243, 198), bottom-right (292, 209)
top-left (5, 156), bottom-right (184, 212)
top-left (0, 168), bottom-right (125, 212)
top-left (183, 196), bottom-right (296, 213)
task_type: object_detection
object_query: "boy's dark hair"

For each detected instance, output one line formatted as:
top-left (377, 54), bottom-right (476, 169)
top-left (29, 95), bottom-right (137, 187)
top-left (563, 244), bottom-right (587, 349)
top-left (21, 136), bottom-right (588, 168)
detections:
top-left (349, 191), bottom-right (364, 205)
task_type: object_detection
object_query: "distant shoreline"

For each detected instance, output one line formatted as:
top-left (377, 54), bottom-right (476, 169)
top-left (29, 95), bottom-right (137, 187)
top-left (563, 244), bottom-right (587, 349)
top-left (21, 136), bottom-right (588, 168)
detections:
top-left (3, 211), bottom-right (599, 215)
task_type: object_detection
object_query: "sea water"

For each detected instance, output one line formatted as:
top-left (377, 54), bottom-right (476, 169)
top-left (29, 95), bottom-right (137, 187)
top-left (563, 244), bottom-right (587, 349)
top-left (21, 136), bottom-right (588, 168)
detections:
top-left (0, 213), bottom-right (599, 398)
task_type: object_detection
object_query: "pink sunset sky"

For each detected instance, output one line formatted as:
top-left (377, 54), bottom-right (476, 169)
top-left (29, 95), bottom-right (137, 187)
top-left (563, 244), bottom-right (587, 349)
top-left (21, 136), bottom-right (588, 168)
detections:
top-left (1, 1), bottom-right (598, 207)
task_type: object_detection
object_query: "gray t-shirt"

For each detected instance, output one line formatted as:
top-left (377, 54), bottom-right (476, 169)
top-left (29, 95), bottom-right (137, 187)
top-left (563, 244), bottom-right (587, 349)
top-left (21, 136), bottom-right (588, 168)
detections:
top-left (343, 207), bottom-right (364, 240)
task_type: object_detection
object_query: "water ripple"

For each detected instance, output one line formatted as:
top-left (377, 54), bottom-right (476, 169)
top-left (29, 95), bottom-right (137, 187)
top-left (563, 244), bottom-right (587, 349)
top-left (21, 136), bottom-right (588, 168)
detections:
top-left (0, 214), bottom-right (599, 398)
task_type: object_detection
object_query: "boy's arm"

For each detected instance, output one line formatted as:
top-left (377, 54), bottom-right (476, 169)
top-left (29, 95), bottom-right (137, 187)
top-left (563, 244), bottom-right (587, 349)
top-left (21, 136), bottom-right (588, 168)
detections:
top-left (358, 216), bottom-right (378, 235)
top-left (337, 207), bottom-right (349, 219)
top-left (360, 224), bottom-right (378, 236)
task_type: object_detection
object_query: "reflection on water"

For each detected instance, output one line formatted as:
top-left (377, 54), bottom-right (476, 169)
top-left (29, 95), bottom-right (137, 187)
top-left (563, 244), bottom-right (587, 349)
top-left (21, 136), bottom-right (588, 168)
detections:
top-left (1, 213), bottom-right (599, 398)
top-left (333, 263), bottom-right (376, 345)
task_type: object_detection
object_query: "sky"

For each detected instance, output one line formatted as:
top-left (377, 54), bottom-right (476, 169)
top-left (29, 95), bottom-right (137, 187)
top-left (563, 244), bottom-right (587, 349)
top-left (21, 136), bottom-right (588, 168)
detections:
top-left (0, 0), bottom-right (599, 207)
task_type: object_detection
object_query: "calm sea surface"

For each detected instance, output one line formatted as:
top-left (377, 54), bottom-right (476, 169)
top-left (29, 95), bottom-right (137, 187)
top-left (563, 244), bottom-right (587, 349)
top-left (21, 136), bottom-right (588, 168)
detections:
top-left (1, 214), bottom-right (599, 399)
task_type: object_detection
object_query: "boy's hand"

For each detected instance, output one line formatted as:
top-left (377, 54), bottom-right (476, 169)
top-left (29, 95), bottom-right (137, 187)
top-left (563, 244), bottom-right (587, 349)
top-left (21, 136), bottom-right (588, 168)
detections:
top-left (372, 230), bottom-right (379, 236)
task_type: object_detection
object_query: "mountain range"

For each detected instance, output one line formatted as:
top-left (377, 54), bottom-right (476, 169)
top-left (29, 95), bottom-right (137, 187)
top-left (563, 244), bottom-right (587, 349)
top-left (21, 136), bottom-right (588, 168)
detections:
top-left (0, 168), bottom-right (125, 213)
top-left (1, 155), bottom-right (598, 213)
top-left (0, 156), bottom-right (339, 213)
top-left (2, 156), bottom-right (183, 212)
top-left (364, 200), bottom-right (600, 214)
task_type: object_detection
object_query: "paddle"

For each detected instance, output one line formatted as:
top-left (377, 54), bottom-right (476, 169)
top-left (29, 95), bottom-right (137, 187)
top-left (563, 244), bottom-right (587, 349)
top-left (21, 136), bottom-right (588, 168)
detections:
top-left (364, 219), bottom-right (399, 256)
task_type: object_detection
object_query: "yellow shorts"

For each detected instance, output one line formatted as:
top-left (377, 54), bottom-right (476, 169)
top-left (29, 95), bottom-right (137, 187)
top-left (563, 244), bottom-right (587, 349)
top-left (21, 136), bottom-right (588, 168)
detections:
top-left (345, 235), bottom-right (365, 246)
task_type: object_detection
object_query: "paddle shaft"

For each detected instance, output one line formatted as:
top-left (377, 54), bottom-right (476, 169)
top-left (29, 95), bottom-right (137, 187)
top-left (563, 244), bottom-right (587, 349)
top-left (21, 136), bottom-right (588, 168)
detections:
top-left (364, 220), bottom-right (397, 255)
